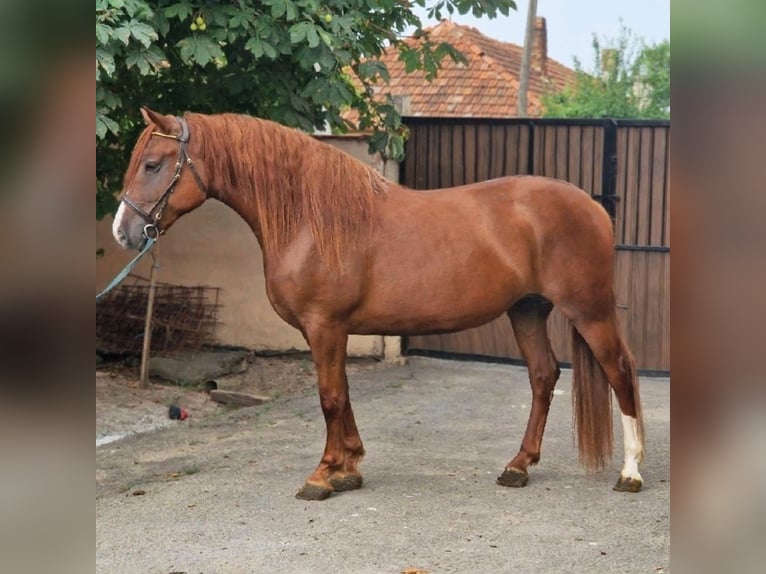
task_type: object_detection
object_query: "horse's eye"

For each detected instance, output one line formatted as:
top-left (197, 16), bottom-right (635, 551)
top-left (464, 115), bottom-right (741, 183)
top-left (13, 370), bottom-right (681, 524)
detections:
top-left (144, 161), bottom-right (160, 173)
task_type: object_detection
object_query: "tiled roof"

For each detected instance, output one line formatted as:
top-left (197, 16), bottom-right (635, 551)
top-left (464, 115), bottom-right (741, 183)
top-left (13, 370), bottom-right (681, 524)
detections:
top-left (346, 19), bottom-right (575, 123)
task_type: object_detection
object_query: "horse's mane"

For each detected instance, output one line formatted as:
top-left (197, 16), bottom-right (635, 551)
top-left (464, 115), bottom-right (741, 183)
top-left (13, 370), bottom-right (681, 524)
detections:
top-left (185, 112), bottom-right (388, 269)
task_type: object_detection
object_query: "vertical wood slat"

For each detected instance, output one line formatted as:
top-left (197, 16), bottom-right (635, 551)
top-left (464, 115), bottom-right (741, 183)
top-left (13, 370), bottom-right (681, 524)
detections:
top-left (451, 123), bottom-right (465, 186)
top-left (463, 124), bottom-right (477, 184)
top-left (649, 126), bottom-right (667, 246)
top-left (580, 126), bottom-right (595, 195)
top-left (622, 127), bottom-right (641, 245)
top-left (613, 248), bottom-right (631, 345)
top-left (414, 124), bottom-right (429, 189)
top-left (476, 124), bottom-right (492, 181)
top-left (635, 127), bottom-right (653, 245)
top-left (660, 253), bottom-right (670, 368)
top-left (439, 123), bottom-right (453, 189)
top-left (663, 130), bottom-right (670, 248)
top-left (514, 125), bottom-right (530, 175)
top-left (427, 123), bottom-right (441, 189)
top-left (594, 127), bottom-right (605, 199)
top-left (544, 125), bottom-right (557, 176)
top-left (555, 125), bottom-right (569, 180)
top-left (490, 125), bottom-right (507, 178)
top-left (613, 128), bottom-right (628, 244)
top-left (504, 125), bottom-right (520, 175)
top-left (532, 124), bottom-right (545, 175)
top-left (567, 126), bottom-right (582, 188)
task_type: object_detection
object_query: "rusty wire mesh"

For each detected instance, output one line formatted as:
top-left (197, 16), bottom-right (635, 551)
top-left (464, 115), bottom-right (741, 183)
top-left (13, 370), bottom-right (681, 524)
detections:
top-left (96, 276), bottom-right (221, 355)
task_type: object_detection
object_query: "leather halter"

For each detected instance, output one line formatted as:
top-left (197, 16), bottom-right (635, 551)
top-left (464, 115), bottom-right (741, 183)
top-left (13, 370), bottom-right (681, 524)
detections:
top-left (121, 116), bottom-right (207, 239)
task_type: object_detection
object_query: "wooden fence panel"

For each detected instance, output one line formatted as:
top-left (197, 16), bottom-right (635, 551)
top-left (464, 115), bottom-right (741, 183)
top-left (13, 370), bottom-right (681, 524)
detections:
top-left (615, 125), bottom-right (670, 248)
top-left (614, 249), bottom-right (670, 372)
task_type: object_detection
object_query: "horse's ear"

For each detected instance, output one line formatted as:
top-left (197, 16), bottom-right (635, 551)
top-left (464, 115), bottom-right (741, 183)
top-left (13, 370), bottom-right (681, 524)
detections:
top-left (140, 107), bottom-right (177, 134)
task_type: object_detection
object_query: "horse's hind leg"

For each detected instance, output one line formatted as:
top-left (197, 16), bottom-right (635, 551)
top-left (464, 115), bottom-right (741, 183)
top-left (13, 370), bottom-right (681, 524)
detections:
top-left (497, 295), bottom-right (560, 488)
top-left (572, 314), bottom-right (644, 492)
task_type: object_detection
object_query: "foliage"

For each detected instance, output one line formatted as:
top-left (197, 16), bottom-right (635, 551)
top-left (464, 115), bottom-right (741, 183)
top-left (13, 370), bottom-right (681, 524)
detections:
top-left (541, 26), bottom-right (670, 120)
top-left (96, 0), bottom-right (516, 218)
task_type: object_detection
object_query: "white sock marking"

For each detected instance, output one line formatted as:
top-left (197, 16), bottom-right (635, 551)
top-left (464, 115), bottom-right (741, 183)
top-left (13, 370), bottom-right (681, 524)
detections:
top-left (620, 414), bottom-right (644, 482)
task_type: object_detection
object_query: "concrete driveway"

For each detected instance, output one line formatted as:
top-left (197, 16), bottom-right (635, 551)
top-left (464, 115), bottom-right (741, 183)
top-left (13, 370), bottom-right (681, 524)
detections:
top-left (96, 357), bottom-right (670, 573)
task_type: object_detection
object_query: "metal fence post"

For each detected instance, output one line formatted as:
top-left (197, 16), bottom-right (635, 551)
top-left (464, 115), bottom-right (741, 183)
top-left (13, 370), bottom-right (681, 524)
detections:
top-left (598, 119), bottom-right (619, 220)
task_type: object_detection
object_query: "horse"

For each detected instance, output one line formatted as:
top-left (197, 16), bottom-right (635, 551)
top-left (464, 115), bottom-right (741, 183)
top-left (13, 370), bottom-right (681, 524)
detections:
top-left (112, 108), bottom-right (645, 500)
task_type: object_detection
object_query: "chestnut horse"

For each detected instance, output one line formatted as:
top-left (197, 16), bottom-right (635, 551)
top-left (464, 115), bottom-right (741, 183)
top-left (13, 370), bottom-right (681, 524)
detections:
top-left (113, 109), bottom-right (644, 500)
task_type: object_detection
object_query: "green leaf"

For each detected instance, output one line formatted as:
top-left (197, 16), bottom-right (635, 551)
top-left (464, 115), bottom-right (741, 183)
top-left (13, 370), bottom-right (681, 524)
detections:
top-left (131, 2), bottom-right (154, 20)
top-left (96, 111), bottom-right (119, 139)
top-left (306, 26), bottom-right (319, 48)
top-left (165, 2), bottom-right (192, 21)
top-left (317, 28), bottom-right (333, 47)
top-left (128, 21), bottom-right (157, 48)
top-left (125, 45), bottom-right (165, 75)
top-left (156, 13), bottom-right (170, 36)
top-left (388, 133), bottom-right (405, 162)
top-left (96, 22), bottom-right (111, 46)
top-left (399, 47), bottom-right (421, 73)
top-left (262, 41), bottom-right (278, 59)
top-left (96, 47), bottom-right (116, 76)
top-left (367, 130), bottom-right (388, 153)
top-left (177, 36), bottom-right (224, 67)
top-left (289, 21), bottom-right (311, 44)
top-left (358, 60), bottom-right (390, 82)
top-left (285, 1), bottom-right (298, 21)
top-left (271, 0), bottom-right (286, 19)
top-left (112, 25), bottom-right (131, 46)
top-left (245, 36), bottom-right (264, 58)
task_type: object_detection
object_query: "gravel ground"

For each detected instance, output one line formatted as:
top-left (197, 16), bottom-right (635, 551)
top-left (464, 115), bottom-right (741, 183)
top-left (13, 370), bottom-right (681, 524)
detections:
top-left (96, 356), bottom-right (670, 574)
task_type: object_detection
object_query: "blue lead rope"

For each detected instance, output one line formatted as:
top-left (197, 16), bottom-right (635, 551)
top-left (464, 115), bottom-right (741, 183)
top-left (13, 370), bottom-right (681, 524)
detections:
top-left (96, 237), bottom-right (157, 301)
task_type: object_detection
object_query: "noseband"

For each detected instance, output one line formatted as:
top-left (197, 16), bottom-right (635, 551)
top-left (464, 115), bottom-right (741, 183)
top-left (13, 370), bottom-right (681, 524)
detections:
top-left (121, 116), bottom-right (207, 240)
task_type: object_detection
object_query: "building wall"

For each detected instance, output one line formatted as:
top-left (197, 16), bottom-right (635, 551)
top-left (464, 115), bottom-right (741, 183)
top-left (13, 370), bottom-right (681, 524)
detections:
top-left (97, 135), bottom-right (400, 357)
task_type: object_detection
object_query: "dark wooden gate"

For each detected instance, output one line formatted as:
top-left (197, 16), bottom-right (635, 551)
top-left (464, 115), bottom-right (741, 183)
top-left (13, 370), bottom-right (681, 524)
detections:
top-left (401, 118), bottom-right (670, 374)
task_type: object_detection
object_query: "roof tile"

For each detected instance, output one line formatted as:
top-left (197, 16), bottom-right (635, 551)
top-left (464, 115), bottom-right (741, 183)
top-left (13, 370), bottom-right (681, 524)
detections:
top-left (344, 19), bottom-right (575, 125)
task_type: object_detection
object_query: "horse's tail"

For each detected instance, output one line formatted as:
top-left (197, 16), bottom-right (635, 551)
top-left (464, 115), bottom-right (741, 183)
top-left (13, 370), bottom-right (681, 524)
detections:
top-left (570, 324), bottom-right (614, 471)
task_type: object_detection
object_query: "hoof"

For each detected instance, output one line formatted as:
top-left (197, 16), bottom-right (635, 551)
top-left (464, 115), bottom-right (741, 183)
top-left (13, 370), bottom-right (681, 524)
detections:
top-left (496, 467), bottom-right (529, 488)
top-left (613, 475), bottom-right (643, 493)
top-left (329, 473), bottom-right (363, 492)
top-left (295, 482), bottom-right (333, 501)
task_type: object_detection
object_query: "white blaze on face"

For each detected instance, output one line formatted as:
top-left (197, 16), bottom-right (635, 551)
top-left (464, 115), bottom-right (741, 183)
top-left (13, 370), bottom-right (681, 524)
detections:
top-left (112, 203), bottom-right (129, 248)
top-left (620, 414), bottom-right (644, 482)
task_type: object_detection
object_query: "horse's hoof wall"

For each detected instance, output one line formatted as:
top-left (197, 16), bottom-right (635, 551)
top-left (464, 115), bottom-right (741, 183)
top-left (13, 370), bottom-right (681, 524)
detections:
top-left (613, 476), bottom-right (642, 493)
top-left (329, 473), bottom-right (363, 492)
top-left (496, 468), bottom-right (529, 488)
top-left (295, 483), bottom-right (333, 501)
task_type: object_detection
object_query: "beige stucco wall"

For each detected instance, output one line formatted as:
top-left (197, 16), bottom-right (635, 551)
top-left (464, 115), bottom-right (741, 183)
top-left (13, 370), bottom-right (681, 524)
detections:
top-left (96, 136), bottom-right (400, 357)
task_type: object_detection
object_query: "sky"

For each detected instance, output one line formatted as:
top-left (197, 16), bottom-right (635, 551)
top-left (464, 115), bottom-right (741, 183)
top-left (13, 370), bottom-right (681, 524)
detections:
top-left (414, 0), bottom-right (670, 69)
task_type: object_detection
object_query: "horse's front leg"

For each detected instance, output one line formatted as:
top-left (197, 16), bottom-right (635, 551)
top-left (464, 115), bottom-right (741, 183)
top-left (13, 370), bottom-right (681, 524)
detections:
top-left (295, 324), bottom-right (365, 501)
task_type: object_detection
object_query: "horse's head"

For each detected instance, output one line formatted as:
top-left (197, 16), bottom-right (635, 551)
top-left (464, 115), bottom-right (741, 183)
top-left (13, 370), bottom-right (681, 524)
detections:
top-left (112, 107), bottom-right (208, 250)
